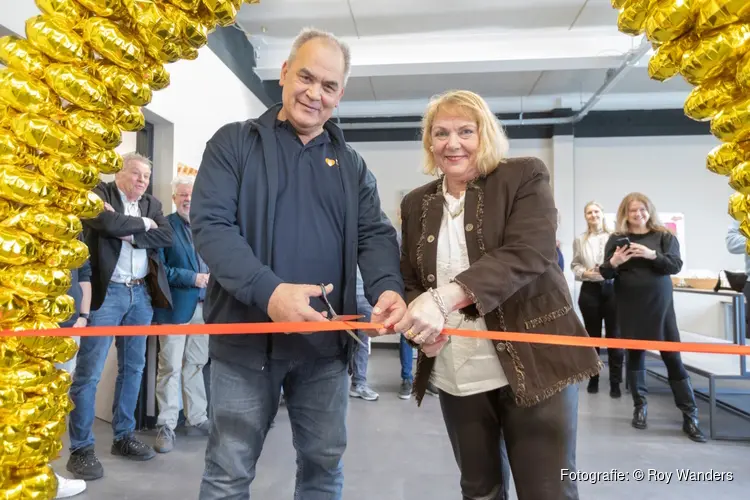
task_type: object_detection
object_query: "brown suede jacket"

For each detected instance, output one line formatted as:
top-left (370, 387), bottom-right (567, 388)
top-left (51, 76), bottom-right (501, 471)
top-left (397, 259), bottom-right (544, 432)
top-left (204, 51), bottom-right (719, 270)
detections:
top-left (400, 156), bottom-right (602, 407)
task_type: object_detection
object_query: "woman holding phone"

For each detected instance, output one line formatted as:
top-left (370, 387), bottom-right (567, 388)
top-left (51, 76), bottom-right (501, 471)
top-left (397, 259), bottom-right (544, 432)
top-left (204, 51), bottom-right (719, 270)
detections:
top-left (599, 193), bottom-right (705, 442)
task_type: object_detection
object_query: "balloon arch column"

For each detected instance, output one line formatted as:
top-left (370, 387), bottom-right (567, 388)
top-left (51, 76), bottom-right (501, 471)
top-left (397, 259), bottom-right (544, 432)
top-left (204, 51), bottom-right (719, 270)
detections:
top-left (0, 0), bottom-right (257, 498)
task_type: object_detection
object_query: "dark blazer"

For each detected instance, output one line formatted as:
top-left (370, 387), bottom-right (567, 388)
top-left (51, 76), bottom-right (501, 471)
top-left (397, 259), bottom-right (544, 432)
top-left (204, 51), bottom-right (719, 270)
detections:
top-left (153, 212), bottom-right (202, 325)
top-left (83, 180), bottom-right (173, 311)
top-left (400, 157), bottom-right (601, 407)
top-left (190, 103), bottom-right (404, 367)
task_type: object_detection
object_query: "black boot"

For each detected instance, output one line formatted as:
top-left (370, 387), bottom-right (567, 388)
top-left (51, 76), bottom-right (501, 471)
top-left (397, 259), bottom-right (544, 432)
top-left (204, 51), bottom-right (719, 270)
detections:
top-left (669, 378), bottom-right (707, 443)
top-left (587, 375), bottom-right (599, 394)
top-left (610, 382), bottom-right (621, 399)
top-left (628, 370), bottom-right (648, 429)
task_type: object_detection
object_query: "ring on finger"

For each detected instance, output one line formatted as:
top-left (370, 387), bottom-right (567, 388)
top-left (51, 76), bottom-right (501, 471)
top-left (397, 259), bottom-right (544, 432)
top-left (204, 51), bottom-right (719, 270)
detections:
top-left (405, 328), bottom-right (415, 339)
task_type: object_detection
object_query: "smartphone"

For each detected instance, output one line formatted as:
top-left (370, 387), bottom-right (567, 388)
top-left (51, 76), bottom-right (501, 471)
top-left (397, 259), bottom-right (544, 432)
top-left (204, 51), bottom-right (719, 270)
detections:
top-left (614, 236), bottom-right (631, 248)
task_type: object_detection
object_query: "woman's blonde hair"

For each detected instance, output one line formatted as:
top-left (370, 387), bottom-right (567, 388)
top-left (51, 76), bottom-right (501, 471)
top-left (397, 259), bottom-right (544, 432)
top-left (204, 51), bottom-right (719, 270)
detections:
top-left (421, 90), bottom-right (510, 177)
top-left (583, 201), bottom-right (609, 238)
top-left (614, 192), bottom-right (668, 235)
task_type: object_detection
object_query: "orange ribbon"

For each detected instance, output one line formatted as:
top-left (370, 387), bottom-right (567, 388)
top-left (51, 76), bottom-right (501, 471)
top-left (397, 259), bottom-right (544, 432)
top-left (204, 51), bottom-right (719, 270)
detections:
top-left (1, 318), bottom-right (749, 356)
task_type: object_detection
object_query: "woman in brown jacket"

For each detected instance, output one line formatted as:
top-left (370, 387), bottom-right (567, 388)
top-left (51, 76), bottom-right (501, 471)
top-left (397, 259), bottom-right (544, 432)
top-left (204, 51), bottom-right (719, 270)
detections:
top-left (395, 90), bottom-right (601, 500)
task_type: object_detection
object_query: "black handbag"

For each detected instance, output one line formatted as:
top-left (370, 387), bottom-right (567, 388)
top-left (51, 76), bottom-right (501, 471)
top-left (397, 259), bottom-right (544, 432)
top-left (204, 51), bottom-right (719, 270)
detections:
top-left (714, 270), bottom-right (748, 293)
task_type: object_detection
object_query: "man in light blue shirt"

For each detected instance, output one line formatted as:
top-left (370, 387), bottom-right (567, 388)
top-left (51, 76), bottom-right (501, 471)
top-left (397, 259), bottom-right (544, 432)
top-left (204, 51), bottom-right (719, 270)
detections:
top-left (725, 220), bottom-right (750, 336)
top-left (726, 219), bottom-right (750, 276)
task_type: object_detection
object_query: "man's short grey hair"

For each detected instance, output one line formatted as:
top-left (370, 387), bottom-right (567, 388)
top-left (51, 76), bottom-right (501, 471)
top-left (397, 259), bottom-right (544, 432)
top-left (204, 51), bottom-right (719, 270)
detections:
top-left (122, 151), bottom-right (152, 170)
top-left (171, 174), bottom-right (194, 195)
top-left (288, 27), bottom-right (351, 84)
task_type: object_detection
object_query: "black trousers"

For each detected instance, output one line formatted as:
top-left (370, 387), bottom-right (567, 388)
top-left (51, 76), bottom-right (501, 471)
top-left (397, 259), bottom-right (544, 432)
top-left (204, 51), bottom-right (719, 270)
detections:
top-left (626, 349), bottom-right (688, 381)
top-left (578, 281), bottom-right (624, 384)
top-left (438, 385), bottom-right (579, 500)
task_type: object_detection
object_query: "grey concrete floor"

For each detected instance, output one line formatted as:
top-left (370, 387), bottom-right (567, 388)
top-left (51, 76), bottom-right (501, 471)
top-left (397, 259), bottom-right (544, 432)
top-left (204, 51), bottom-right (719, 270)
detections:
top-left (52, 349), bottom-right (750, 499)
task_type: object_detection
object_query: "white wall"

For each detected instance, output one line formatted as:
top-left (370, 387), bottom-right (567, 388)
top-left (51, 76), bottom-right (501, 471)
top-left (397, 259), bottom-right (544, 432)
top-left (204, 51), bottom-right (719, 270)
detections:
top-left (142, 47), bottom-right (268, 208)
top-left (573, 135), bottom-right (742, 274)
top-left (353, 135), bottom-right (745, 275)
top-left (355, 139), bottom-right (553, 225)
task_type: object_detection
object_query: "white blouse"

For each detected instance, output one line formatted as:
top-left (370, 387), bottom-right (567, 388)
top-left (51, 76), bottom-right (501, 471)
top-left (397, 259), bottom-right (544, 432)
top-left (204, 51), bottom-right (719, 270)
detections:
top-left (430, 181), bottom-right (509, 397)
top-left (570, 231), bottom-right (610, 281)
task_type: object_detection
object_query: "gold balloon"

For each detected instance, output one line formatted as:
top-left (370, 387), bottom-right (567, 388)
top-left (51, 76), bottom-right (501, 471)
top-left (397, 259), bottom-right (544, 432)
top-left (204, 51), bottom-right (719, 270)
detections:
top-left (141, 57), bottom-right (171, 90)
top-left (711, 95), bottom-right (750, 143)
top-left (0, 68), bottom-right (64, 119)
top-left (617, 0), bottom-right (655, 36)
top-left (0, 386), bottom-right (25, 409)
top-left (0, 36), bottom-right (50, 81)
top-left (10, 112), bottom-right (82, 158)
top-left (0, 199), bottom-right (23, 224)
top-left (697, 0), bottom-right (750, 34)
top-left (645, 0), bottom-right (695, 43)
top-left (168, 0), bottom-right (202, 10)
top-left (738, 51), bottom-right (750, 88)
top-left (0, 288), bottom-right (30, 327)
top-left (0, 166), bottom-right (58, 206)
top-left (31, 294), bottom-right (76, 324)
top-left (648, 33), bottom-right (697, 81)
top-left (92, 62), bottom-right (152, 106)
top-left (82, 17), bottom-right (145, 70)
top-left (1, 207), bottom-right (82, 243)
top-left (25, 15), bottom-right (90, 64)
top-left (123, 0), bottom-right (180, 44)
top-left (729, 192), bottom-right (750, 221)
top-left (75, 0), bottom-right (123, 17)
top-left (138, 29), bottom-right (182, 64)
top-left (0, 265), bottom-right (72, 301)
top-left (38, 156), bottom-right (100, 191)
top-left (53, 188), bottom-right (105, 219)
top-left (0, 228), bottom-right (40, 266)
top-left (111, 103), bottom-right (145, 131)
top-left (708, 140), bottom-right (750, 175)
top-left (85, 147), bottom-right (123, 175)
top-left (34, 0), bottom-right (90, 27)
top-left (684, 78), bottom-right (741, 121)
top-left (0, 128), bottom-right (32, 165)
top-left (164, 4), bottom-right (208, 49)
top-left (729, 160), bottom-right (750, 194)
top-left (65, 108), bottom-right (122, 150)
top-left (681, 23), bottom-right (750, 85)
top-left (202, 0), bottom-right (240, 27)
top-left (0, 361), bottom-right (55, 397)
top-left (39, 237), bottom-right (90, 269)
top-left (44, 63), bottom-right (112, 112)
top-left (11, 466), bottom-right (57, 500)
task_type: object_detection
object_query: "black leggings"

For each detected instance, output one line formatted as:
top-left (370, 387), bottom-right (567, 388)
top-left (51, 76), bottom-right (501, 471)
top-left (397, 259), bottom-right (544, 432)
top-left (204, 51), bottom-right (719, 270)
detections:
top-left (626, 349), bottom-right (688, 381)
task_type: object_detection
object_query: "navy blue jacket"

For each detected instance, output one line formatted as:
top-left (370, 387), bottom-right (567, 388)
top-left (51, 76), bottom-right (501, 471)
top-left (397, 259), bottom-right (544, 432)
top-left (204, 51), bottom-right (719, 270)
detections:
top-left (60, 240), bottom-right (92, 328)
top-left (190, 104), bottom-right (404, 366)
top-left (153, 212), bottom-right (202, 325)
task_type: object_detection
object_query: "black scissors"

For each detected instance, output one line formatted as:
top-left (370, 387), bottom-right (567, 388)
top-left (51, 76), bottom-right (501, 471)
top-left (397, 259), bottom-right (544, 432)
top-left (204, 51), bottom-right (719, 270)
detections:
top-left (318, 284), bottom-right (368, 349)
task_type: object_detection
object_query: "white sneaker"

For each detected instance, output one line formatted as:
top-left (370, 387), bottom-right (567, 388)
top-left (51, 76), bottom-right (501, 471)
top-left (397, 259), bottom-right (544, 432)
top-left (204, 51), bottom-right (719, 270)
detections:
top-left (55, 473), bottom-right (86, 498)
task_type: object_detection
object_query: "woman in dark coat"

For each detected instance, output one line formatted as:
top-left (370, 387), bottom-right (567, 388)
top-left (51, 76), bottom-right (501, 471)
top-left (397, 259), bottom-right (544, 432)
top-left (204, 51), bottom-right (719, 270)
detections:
top-left (599, 192), bottom-right (705, 442)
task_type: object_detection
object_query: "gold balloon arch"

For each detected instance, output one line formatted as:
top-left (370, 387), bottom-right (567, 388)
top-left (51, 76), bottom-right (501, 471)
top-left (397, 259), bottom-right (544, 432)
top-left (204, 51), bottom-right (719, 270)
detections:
top-left (613, 1), bottom-right (750, 249)
top-left (0, 0), bottom-right (257, 497)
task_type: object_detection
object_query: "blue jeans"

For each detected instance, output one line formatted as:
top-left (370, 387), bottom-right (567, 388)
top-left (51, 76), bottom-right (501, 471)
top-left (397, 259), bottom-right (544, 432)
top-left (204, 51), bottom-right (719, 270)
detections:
top-left (349, 291), bottom-right (372, 387)
top-left (399, 334), bottom-right (414, 382)
top-left (199, 355), bottom-right (349, 500)
top-left (68, 283), bottom-right (153, 451)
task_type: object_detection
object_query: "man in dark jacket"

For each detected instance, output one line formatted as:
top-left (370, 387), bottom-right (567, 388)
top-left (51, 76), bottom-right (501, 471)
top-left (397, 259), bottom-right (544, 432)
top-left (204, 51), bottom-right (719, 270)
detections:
top-left (66, 152), bottom-right (173, 481)
top-left (191, 28), bottom-right (406, 499)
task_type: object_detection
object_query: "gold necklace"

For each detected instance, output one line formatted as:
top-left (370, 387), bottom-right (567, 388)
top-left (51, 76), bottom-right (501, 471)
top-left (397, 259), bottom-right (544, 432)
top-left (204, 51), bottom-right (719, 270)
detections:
top-left (444, 199), bottom-right (465, 218)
